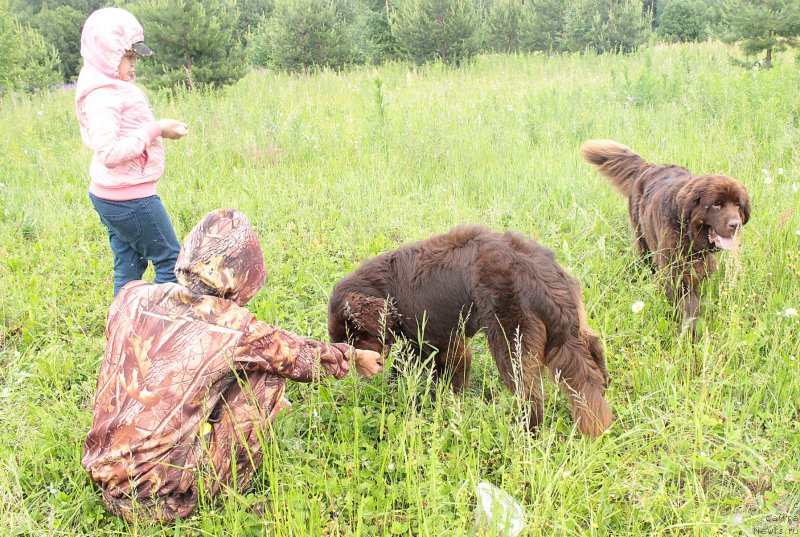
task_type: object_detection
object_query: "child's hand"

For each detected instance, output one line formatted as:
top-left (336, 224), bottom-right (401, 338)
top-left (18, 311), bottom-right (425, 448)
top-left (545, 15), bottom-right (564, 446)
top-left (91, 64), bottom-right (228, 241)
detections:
top-left (354, 349), bottom-right (384, 378)
top-left (157, 118), bottom-right (189, 139)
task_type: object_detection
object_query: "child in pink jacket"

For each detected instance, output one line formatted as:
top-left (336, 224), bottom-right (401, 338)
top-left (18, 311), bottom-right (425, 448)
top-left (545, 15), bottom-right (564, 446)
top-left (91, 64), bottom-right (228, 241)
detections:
top-left (76, 7), bottom-right (189, 296)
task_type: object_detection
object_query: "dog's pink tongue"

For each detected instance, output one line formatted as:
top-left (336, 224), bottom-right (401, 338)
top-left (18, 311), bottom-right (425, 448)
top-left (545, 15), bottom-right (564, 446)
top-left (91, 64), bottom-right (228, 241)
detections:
top-left (709, 229), bottom-right (737, 250)
top-left (715, 234), bottom-right (736, 250)
top-left (718, 235), bottom-right (736, 250)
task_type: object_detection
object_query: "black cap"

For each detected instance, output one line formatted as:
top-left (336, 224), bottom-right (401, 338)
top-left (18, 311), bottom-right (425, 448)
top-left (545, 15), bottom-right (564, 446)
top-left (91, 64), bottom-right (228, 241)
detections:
top-left (130, 41), bottom-right (154, 57)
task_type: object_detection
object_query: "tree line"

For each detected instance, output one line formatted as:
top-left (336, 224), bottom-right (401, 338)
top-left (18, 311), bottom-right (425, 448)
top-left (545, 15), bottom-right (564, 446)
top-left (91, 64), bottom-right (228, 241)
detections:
top-left (1, 0), bottom-right (799, 95)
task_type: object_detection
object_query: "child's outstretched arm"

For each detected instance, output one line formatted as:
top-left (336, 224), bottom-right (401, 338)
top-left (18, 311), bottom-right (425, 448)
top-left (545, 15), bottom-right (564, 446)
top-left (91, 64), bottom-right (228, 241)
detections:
top-left (235, 320), bottom-right (383, 382)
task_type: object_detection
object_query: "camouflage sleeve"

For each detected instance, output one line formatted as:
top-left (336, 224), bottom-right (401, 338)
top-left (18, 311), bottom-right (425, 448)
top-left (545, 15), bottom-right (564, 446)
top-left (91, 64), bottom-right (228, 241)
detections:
top-left (234, 320), bottom-right (354, 381)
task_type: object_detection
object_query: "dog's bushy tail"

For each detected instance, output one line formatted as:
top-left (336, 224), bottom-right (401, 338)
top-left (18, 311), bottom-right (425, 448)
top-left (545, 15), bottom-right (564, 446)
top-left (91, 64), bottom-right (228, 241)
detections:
top-left (581, 140), bottom-right (647, 197)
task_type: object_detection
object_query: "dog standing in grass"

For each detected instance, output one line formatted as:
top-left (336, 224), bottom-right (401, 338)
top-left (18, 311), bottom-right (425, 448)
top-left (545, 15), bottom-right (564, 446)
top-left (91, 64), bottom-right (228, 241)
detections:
top-left (328, 225), bottom-right (612, 437)
top-left (582, 140), bottom-right (750, 337)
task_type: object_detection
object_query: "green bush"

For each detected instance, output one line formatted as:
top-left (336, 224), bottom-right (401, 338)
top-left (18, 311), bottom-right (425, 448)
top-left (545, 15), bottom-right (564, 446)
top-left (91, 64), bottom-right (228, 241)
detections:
top-left (529, 0), bottom-right (566, 52)
top-left (340, 0), bottom-right (398, 65)
top-left (658, 0), bottom-right (707, 42)
top-left (486, 0), bottom-right (536, 53)
top-left (235, 0), bottom-right (274, 41)
top-left (250, 0), bottom-right (353, 72)
top-left (599, 0), bottom-right (653, 52)
top-left (391, 0), bottom-right (481, 66)
top-left (560, 0), bottom-right (651, 53)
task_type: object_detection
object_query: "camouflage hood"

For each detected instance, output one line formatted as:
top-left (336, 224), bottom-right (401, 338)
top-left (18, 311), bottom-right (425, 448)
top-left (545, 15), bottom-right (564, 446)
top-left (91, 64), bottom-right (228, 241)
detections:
top-left (175, 209), bottom-right (267, 305)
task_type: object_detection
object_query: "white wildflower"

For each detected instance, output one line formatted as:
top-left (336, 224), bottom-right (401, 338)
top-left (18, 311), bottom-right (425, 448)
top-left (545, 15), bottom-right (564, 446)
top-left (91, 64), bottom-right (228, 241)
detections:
top-left (785, 308), bottom-right (798, 317)
top-left (778, 168), bottom-right (784, 175)
top-left (631, 301), bottom-right (645, 313)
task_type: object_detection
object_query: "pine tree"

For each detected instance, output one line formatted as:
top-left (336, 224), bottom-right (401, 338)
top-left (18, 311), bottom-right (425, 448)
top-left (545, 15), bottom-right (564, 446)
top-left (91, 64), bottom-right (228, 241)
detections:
top-left (560, 0), bottom-right (650, 53)
top-left (346, 0), bottom-right (398, 64)
top-left (131, 0), bottom-right (246, 89)
top-left (598, 0), bottom-right (652, 53)
top-left (486, 0), bottom-right (535, 53)
top-left (251, 0), bottom-right (352, 72)
top-left (0, 0), bottom-right (61, 94)
top-left (236, 0), bottom-right (274, 37)
top-left (391, 0), bottom-right (480, 66)
top-left (560, 0), bottom-right (595, 52)
top-left (726, 0), bottom-right (800, 69)
top-left (529, 0), bottom-right (565, 52)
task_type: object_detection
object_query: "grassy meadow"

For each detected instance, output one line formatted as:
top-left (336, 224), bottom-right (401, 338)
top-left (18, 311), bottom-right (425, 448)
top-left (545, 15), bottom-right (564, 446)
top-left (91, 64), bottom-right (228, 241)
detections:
top-left (1, 42), bottom-right (799, 535)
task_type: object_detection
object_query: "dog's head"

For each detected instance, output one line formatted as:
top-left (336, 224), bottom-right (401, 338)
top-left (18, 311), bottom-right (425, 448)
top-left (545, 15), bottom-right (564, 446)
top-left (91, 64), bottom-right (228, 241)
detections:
top-left (676, 174), bottom-right (750, 251)
top-left (328, 287), bottom-right (401, 357)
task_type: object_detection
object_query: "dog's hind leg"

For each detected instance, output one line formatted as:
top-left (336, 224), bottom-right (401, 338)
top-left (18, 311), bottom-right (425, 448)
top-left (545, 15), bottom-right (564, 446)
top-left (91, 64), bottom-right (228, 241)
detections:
top-left (484, 316), bottom-right (547, 431)
top-left (545, 332), bottom-right (612, 437)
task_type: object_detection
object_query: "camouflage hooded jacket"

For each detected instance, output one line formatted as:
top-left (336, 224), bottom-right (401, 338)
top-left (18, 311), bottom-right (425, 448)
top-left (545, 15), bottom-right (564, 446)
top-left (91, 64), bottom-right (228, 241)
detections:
top-left (82, 209), bottom-right (355, 522)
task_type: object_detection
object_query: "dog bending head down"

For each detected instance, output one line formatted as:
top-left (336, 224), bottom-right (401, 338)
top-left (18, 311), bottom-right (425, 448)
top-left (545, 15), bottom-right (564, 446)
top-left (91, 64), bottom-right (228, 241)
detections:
top-left (328, 225), bottom-right (612, 437)
top-left (582, 140), bottom-right (750, 335)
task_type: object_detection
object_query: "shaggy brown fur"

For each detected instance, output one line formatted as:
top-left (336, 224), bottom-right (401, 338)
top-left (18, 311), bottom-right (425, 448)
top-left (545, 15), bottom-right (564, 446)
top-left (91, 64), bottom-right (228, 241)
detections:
top-left (582, 140), bottom-right (750, 336)
top-left (328, 225), bottom-right (612, 437)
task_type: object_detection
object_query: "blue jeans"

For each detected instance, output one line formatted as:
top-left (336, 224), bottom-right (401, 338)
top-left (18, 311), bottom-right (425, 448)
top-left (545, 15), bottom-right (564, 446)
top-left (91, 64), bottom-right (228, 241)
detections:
top-left (90, 193), bottom-right (181, 296)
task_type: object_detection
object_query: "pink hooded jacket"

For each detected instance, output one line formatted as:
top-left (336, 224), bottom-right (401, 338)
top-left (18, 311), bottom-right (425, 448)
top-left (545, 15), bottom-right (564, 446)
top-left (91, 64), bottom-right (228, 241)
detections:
top-left (75, 8), bottom-right (165, 201)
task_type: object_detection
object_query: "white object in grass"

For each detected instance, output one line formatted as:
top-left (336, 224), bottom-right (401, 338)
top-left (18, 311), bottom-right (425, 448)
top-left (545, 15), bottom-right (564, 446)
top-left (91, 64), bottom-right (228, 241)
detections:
top-left (475, 482), bottom-right (525, 537)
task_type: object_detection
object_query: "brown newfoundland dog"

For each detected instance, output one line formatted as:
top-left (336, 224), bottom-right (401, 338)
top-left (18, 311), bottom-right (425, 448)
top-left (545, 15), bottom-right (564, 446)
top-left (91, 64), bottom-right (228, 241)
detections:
top-left (582, 140), bottom-right (750, 336)
top-left (327, 225), bottom-right (612, 437)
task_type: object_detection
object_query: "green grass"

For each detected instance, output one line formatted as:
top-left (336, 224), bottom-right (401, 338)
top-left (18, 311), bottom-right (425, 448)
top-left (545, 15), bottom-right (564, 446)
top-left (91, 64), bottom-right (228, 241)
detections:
top-left (1, 42), bottom-right (799, 535)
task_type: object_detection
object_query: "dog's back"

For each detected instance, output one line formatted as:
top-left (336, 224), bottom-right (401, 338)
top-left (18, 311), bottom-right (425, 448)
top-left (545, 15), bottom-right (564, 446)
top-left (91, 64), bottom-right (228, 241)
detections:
top-left (333, 225), bottom-right (583, 341)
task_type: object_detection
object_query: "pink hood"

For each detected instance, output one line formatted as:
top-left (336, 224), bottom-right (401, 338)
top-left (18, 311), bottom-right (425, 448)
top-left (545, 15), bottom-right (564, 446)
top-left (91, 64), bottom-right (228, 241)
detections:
top-left (80, 8), bottom-right (145, 80)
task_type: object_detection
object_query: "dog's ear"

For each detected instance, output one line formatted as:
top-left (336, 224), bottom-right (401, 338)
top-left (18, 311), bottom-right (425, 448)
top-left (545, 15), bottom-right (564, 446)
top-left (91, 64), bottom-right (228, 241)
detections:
top-left (581, 330), bottom-right (609, 387)
top-left (676, 179), bottom-right (706, 227)
top-left (342, 292), bottom-right (401, 342)
top-left (737, 187), bottom-right (751, 225)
